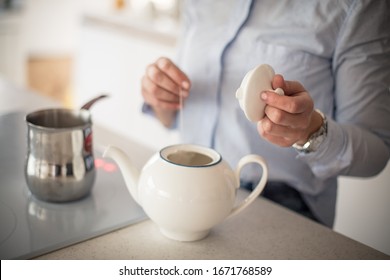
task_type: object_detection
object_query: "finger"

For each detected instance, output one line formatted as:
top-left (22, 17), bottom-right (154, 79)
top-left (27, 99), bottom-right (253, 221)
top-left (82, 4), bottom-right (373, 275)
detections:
top-left (272, 74), bottom-right (307, 97)
top-left (257, 119), bottom-right (297, 147)
top-left (282, 80), bottom-right (306, 96)
top-left (261, 91), bottom-right (310, 114)
top-left (260, 117), bottom-right (304, 141)
top-left (142, 75), bottom-right (180, 103)
top-left (272, 74), bottom-right (286, 91)
top-left (257, 120), bottom-right (295, 147)
top-left (146, 64), bottom-right (183, 97)
top-left (264, 106), bottom-right (310, 129)
top-left (142, 76), bottom-right (181, 110)
top-left (156, 57), bottom-right (191, 91)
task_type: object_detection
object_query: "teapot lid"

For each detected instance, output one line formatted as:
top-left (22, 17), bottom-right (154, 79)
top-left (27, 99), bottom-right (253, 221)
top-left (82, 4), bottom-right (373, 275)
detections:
top-left (235, 64), bottom-right (283, 122)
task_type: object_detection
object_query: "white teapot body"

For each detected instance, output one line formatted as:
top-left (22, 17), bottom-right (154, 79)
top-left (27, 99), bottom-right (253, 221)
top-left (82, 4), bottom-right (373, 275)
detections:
top-left (104, 144), bottom-right (268, 241)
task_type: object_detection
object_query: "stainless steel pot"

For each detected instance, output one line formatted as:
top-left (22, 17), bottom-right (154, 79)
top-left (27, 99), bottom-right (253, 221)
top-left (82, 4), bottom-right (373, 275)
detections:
top-left (25, 108), bottom-right (96, 202)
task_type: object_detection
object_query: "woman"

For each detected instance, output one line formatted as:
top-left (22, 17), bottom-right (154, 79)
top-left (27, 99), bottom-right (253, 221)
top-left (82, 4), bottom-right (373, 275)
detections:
top-left (140, 0), bottom-right (390, 227)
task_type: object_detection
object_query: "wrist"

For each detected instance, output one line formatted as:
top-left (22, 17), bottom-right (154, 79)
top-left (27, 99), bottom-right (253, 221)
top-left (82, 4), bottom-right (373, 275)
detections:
top-left (296, 110), bottom-right (324, 145)
top-left (153, 107), bottom-right (177, 128)
top-left (293, 109), bottom-right (327, 153)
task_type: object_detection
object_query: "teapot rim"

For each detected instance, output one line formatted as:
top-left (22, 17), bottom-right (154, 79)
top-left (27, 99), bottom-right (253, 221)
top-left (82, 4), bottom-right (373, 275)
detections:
top-left (159, 144), bottom-right (222, 168)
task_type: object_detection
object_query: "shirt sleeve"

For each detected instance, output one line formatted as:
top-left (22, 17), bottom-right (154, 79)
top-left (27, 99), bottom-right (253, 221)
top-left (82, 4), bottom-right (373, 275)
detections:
top-left (296, 0), bottom-right (390, 179)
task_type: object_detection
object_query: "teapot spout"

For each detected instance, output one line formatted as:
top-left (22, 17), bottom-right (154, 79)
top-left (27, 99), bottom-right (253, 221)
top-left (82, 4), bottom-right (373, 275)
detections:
top-left (103, 145), bottom-right (141, 205)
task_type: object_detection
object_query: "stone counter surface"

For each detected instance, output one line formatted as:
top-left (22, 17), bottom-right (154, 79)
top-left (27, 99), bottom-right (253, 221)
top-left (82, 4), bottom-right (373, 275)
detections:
top-left (35, 190), bottom-right (388, 260)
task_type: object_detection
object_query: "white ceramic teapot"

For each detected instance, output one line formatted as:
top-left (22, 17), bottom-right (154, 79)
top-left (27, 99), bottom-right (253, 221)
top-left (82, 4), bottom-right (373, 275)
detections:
top-left (103, 144), bottom-right (268, 241)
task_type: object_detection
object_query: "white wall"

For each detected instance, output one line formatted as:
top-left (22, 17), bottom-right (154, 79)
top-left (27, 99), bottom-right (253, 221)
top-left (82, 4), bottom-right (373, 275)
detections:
top-left (20, 0), bottom-right (82, 55)
top-left (335, 163), bottom-right (390, 255)
top-left (0, 0), bottom-right (85, 87)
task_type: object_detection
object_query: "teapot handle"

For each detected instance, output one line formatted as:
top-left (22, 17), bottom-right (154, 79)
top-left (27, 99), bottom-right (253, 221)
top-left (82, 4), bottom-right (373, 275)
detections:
top-left (228, 154), bottom-right (268, 218)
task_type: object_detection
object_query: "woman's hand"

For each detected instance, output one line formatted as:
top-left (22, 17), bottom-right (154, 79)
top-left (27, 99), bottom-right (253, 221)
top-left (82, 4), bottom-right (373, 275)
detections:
top-left (141, 57), bottom-right (191, 127)
top-left (257, 74), bottom-right (323, 147)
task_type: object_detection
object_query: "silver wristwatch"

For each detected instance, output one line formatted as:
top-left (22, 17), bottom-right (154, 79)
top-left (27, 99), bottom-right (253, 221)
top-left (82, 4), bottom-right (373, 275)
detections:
top-left (292, 109), bottom-right (327, 153)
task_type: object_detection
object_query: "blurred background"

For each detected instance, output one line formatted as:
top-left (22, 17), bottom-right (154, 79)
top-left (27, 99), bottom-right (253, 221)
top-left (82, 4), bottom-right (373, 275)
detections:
top-left (0, 0), bottom-right (181, 148)
top-left (0, 0), bottom-right (389, 255)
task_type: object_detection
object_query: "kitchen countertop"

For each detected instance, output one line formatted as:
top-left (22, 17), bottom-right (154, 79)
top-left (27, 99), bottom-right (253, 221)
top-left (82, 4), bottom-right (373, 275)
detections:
top-left (34, 189), bottom-right (388, 260)
top-left (1, 76), bottom-right (388, 260)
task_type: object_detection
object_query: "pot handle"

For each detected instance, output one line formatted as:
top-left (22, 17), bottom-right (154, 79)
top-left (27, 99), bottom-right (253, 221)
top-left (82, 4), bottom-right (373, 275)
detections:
top-left (228, 154), bottom-right (268, 218)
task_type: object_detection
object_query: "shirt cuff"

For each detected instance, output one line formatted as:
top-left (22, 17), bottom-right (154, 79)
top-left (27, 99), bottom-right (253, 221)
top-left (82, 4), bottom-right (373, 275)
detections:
top-left (295, 118), bottom-right (352, 179)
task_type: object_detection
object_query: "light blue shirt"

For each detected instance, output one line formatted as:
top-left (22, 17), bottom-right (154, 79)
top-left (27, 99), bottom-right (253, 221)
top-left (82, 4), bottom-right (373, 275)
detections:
top-left (148, 0), bottom-right (390, 226)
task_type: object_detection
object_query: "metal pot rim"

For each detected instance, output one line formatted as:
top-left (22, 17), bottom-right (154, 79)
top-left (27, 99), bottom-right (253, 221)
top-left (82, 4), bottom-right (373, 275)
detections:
top-left (26, 108), bottom-right (92, 131)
